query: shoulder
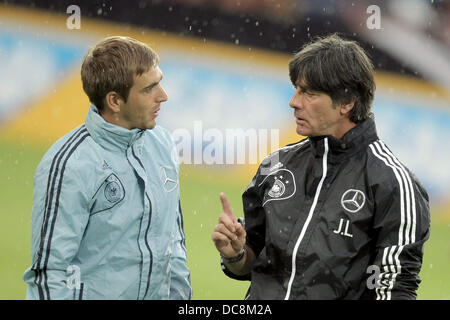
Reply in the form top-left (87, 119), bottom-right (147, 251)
top-left (259, 137), bottom-right (310, 170)
top-left (279, 137), bottom-right (310, 154)
top-left (37, 126), bottom-right (87, 168)
top-left (365, 139), bottom-right (425, 194)
top-left (35, 125), bottom-right (98, 183)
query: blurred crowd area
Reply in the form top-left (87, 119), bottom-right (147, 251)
top-left (171, 0), bottom-right (450, 48)
top-left (2, 0), bottom-right (447, 81)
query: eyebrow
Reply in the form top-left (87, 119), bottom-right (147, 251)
top-left (295, 81), bottom-right (318, 94)
top-left (142, 74), bottom-right (163, 91)
top-left (296, 83), bottom-right (311, 92)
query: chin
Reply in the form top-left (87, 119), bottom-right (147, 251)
top-left (146, 121), bottom-right (156, 130)
top-left (296, 126), bottom-right (307, 136)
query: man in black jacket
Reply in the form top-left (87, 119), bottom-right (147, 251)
top-left (211, 34), bottom-right (430, 300)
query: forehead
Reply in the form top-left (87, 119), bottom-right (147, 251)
top-left (133, 65), bottom-right (162, 86)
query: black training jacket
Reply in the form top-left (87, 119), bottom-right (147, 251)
top-left (222, 117), bottom-right (430, 300)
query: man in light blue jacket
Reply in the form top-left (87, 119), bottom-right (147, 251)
top-left (23, 36), bottom-right (192, 300)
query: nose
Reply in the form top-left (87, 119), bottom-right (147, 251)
top-left (289, 91), bottom-right (302, 110)
top-left (158, 85), bottom-right (168, 103)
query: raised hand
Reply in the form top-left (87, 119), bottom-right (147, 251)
top-left (211, 193), bottom-right (246, 259)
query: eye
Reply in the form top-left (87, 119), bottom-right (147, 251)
top-left (144, 85), bottom-right (155, 93)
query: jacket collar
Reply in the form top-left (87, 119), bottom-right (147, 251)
top-left (85, 105), bottom-right (145, 152)
top-left (309, 115), bottom-right (378, 161)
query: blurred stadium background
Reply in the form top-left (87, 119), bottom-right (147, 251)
top-left (0, 0), bottom-right (449, 300)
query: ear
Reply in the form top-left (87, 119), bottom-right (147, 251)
top-left (104, 91), bottom-right (124, 113)
top-left (340, 100), bottom-right (355, 117)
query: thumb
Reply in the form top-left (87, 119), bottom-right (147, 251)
top-left (220, 192), bottom-right (236, 222)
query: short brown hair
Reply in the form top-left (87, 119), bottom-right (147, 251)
top-left (289, 33), bottom-right (375, 123)
top-left (81, 36), bottom-right (159, 112)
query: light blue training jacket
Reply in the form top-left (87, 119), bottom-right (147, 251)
top-left (23, 105), bottom-right (192, 300)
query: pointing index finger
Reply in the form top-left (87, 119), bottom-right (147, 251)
top-left (220, 192), bottom-right (236, 222)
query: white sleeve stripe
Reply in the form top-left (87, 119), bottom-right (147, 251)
top-left (377, 247), bottom-right (390, 300)
top-left (375, 140), bottom-right (416, 245)
top-left (369, 143), bottom-right (407, 246)
top-left (370, 141), bottom-right (416, 246)
top-left (378, 140), bottom-right (417, 243)
top-left (372, 142), bottom-right (410, 245)
top-left (375, 245), bottom-right (404, 300)
top-left (370, 140), bottom-right (416, 300)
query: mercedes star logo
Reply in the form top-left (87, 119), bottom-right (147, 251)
top-left (160, 166), bottom-right (178, 192)
top-left (341, 189), bottom-right (366, 213)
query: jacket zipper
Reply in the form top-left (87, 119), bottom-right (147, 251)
top-left (284, 138), bottom-right (329, 300)
top-left (131, 147), bottom-right (153, 300)
top-left (77, 283), bottom-right (84, 300)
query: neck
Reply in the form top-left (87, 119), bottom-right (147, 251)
top-left (100, 109), bottom-right (130, 130)
top-left (331, 119), bottom-right (356, 140)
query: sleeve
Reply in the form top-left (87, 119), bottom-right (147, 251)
top-left (169, 200), bottom-right (192, 300)
top-left (22, 161), bottom-right (90, 300)
top-left (365, 169), bottom-right (431, 300)
top-left (220, 160), bottom-right (268, 281)
top-left (242, 168), bottom-right (266, 259)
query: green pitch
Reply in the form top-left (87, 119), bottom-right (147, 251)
top-left (0, 137), bottom-right (448, 299)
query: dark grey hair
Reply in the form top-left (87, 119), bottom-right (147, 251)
top-left (289, 33), bottom-right (375, 123)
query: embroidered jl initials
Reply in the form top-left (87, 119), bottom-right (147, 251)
top-left (333, 218), bottom-right (353, 238)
